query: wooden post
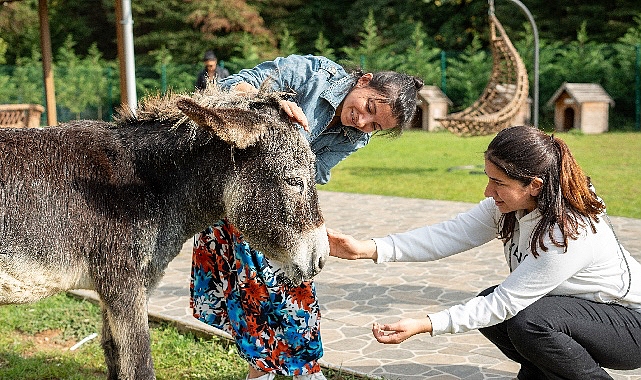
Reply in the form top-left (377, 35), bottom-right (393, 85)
top-left (38, 0), bottom-right (57, 126)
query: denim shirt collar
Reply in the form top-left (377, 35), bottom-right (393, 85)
top-left (320, 75), bottom-right (354, 109)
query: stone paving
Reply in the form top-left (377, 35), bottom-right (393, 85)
top-left (74, 191), bottom-right (641, 379)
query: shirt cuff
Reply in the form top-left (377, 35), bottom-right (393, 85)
top-left (372, 237), bottom-right (394, 263)
top-left (428, 310), bottom-right (452, 336)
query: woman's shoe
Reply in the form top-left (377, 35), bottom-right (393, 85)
top-left (293, 372), bottom-right (328, 380)
top-left (245, 373), bottom-right (275, 380)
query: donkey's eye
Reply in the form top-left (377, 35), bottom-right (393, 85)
top-left (284, 177), bottom-right (305, 192)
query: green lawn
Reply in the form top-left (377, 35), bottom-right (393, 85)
top-left (0, 294), bottom-right (363, 380)
top-left (320, 130), bottom-right (641, 219)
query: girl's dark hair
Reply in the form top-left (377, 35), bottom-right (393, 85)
top-left (484, 125), bottom-right (605, 256)
top-left (350, 69), bottom-right (424, 136)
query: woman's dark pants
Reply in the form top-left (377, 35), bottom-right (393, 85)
top-left (477, 286), bottom-right (641, 379)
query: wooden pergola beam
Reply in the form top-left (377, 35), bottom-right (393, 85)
top-left (38, 0), bottom-right (56, 125)
top-left (33, 0), bottom-right (136, 126)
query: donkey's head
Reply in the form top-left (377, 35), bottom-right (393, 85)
top-left (177, 91), bottom-right (328, 285)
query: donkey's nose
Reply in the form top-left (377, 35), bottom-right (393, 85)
top-left (318, 255), bottom-right (326, 270)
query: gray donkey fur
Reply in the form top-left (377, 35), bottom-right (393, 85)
top-left (0, 87), bottom-right (329, 379)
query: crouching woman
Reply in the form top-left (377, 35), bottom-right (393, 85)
top-left (329, 125), bottom-right (641, 379)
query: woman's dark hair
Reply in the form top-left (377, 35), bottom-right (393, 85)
top-left (350, 69), bottom-right (424, 136)
top-left (484, 125), bottom-right (605, 256)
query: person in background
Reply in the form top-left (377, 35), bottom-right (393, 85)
top-left (328, 125), bottom-right (641, 380)
top-left (195, 50), bottom-right (230, 90)
top-left (190, 54), bottom-right (423, 380)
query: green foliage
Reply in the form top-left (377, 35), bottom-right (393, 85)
top-left (314, 32), bottom-right (336, 61)
top-left (397, 23), bottom-right (442, 86)
top-left (144, 46), bottom-right (197, 95)
top-left (55, 37), bottom-right (112, 120)
top-left (340, 10), bottom-right (398, 71)
top-left (443, 36), bottom-right (492, 110)
top-left (3, 0), bottom-right (641, 127)
top-left (278, 28), bottom-right (298, 57)
top-left (7, 51), bottom-right (43, 105)
top-left (227, 33), bottom-right (278, 74)
top-left (0, 37), bottom-right (7, 65)
top-left (0, 0), bottom-right (41, 63)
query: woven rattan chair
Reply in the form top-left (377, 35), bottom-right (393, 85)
top-left (437, 13), bottom-right (529, 137)
top-left (0, 104), bottom-right (45, 128)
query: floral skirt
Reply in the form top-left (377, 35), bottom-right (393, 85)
top-left (190, 219), bottom-right (323, 375)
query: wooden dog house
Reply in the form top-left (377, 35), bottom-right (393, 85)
top-left (414, 85), bottom-right (453, 131)
top-left (546, 83), bottom-right (614, 134)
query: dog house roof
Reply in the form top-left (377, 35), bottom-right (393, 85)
top-left (546, 82), bottom-right (615, 108)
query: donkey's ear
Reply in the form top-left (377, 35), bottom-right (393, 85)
top-left (177, 97), bottom-right (268, 149)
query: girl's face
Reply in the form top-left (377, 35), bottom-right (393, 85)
top-left (483, 159), bottom-right (542, 214)
top-left (340, 74), bottom-right (397, 133)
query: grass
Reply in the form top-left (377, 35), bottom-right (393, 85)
top-left (0, 294), bottom-right (366, 380)
top-left (320, 130), bottom-right (641, 219)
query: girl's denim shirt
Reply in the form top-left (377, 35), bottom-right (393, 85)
top-left (219, 54), bottom-right (371, 185)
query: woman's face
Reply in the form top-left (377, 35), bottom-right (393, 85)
top-left (340, 74), bottom-right (397, 133)
top-left (483, 159), bottom-right (542, 213)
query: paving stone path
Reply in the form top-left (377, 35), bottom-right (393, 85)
top-left (74, 191), bottom-right (641, 379)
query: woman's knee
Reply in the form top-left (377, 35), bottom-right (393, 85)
top-left (504, 298), bottom-right (559, 349)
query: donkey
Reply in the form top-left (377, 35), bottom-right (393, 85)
top-left (0, 87), bottom-right (329, 379)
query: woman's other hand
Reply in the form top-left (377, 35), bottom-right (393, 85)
top-left (279, 100), bottom-right (309, 132)
top-left (327, 228), bottom-right (377, 261)
top-left (372, 318), bottom-right (432, 344)
top-left (232, 82), bottom-right (309, 132)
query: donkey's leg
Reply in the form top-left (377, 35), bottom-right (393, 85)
top-left (100, 301), bottom-right (121, 380)
top-left (99, 286), bottom-right (155, 380)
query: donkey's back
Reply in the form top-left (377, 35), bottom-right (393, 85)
top-left (0, 122), bottom-right (138, 304)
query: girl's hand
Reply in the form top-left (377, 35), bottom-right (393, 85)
top-left (372, 318), bottom-right (432, 344)
top-left (327, 228), bottom-right (377, 261)
top-left (279, 100), bottom-right (309, 132)
top-left (232, 82), bottom-right (309, 132)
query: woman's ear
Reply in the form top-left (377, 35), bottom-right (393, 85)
top-left (530, 177), bottom-right (544, 197)
top-left (356, 73), bottom-right (373, 87)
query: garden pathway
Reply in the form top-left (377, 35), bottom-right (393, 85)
top-left (75, 191), bottom-right (641, 379)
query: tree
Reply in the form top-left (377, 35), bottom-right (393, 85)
top-left (9, 50), bottom-right (44, 105)
top-left (314, 32), bottom-right (336, 61)
top-left (55, 37), bottom-right (107, 119)
top-left (397, 23), bottom-right (442, 86)
top-left (0, 0), bottom-right (40, 63)
top-left (340, 10), bottom-right (398, 71)
top-left (185, 0), bottom-right (278, 66)
top-left (279, 28), bottom-right (298, 57)
top-left (443, 35), bottom-right (492, 110)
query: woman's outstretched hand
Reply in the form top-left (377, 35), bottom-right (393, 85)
top-left (327, 228), bottom-right (377, 261)
top-left (372, 318), bottom-right (433, 344)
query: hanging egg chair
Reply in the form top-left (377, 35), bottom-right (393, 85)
top-left (437, 3), bottom-right (529, 136)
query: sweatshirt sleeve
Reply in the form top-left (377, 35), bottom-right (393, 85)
top-left (373, 198), bottom-right (499, 263)
top-left (429, 236), bottom-right (594, 336)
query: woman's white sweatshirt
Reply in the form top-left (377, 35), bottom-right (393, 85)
top-left (373, 197), bottom-right (641, 336)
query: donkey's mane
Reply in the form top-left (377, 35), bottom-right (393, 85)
top-left (114, 82), bottom-right (289, 129)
